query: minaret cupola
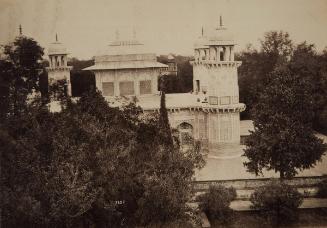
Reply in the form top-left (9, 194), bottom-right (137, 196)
top-left (46, 34), bottom-right (72, 97)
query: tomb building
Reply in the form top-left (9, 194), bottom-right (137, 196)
top-left (48, 18), bottom-right (245, 152)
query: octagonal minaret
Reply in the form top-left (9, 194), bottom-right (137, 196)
top-left (193, 16), bottom-right (241, 101)
top-left (46, 35), bottom-right (72, 97)
top-left (191, 16), bottom-right (245, 147)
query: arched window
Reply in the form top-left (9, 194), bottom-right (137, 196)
top-left (178, 122), bottom-right (193, 145)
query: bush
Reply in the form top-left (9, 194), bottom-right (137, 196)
top-left (250, 181), bottom-right (303, 225)
top-left (197, 185), bottom-right (237, 223)
top-left (317, 178), bottom-right (327, 198)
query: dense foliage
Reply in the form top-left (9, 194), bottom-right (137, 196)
top-left (0, 35), bottom-right (44, 120)
top-left (197, 185), bottom-right (237, 223)
top-left (0, 36), bottom-right (205, 227)
top-left (242, 31), bottom-right (326, 179)
top-left (237, 31), bottom-right (327, 134)
top-left (1, 88), bottom-right (205, 227)
top-left (68, 58), bottom-right (95, 97)
top-left (250, 182), bottom-right (303, 225)
top-left (243, 66), bottom-right (326, 178)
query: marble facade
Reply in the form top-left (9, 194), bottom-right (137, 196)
top-left (47, 19), bottom-right (245, 152)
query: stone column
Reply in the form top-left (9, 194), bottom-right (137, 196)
top-left (223, 47), bottom-right (228, 61)
top-left (114, 70), bottom-right (120, 96)
top-left (216, 47), bottom-right (221, 61)
top-left (205, 49), bottom-right (209, 60)
top-left (200, 49), bottom-right (205, 61)
top-left (230, 46), bottom-right (235, 61)
top-left (209, 46), bottom-right (216, 60)
top-left (195, 50), bottom-right (199, 61)
top-left (226, 46), bottom-right (231, 61)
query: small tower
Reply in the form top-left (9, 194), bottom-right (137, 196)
top-left (193, 16), bottom-right (240, 97)
top-left (46, 34), bottom-right (72, 98)
top-left (191, 16), bottom-right (245, 146)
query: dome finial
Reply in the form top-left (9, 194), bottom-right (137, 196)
top-left (56, 33), bottom-right (58, 42)
top-left (19, 24), bottom-right (22, 36)
top-left (220, 15), bottom-right (223, 27)
top-left (201, 26), bottom-right (204, 36)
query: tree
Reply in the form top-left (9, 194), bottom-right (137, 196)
top-left (0, 36), bottom-right (48, 226)
top-left (260, 31), bottom-right (293, 64)
top-left (317, 48), bottom-right (327, 134)
top-left (68, 58), bottom-right (95, 97)
top-left (237, 45), bottom-right (266, 119)
top-left (158, 78), bottom-right (173, 147)
top-left (237, 31), bottom-right (294, 119)
top-left (197, 185), bottom-right (236, 224)
top-left (1, 86), bottom-right (205, 227)
top-left (0, 34), bottom-right (205, 226)
top-left (243, 67), bottom-right (326, 179)
top-left (289, 43), bottom-right (327, 133)
top-left (238, 31), bottom-right (327, 135)
top-left (250, 181), bottom-right (303, 225)
top-left (0, 35), bottom-right (44, 118)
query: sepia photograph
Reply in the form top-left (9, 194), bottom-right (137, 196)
top-left (0, 0), bottom-right (327, 227)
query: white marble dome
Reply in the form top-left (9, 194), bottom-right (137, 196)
top-left (48, 41), bottom-right (68, 55)
top-left (208, 26), bottom-right (234, 42)
top-left (96, 39), bottom-right (151, 56)
top-left (194, 35), bottom-right (208, 49)
top-left (195, 19), bottom-right (235, 48)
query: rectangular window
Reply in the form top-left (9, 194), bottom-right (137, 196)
top-left (209, 96), bottom-right (218, 105)
top-left (220, 96), bottom-right (231, 105)
top-left (102, 82), bottom-right (114, 96)
top-left (140, 80), bottom-right (152, 95)
top-left (119, 81), bottom-right (134, 96)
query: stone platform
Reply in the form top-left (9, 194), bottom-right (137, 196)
top-left (195, 134), bottom-right (327, 181)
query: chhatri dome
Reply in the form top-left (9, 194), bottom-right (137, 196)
top-left (195, 16), bottom-right (235, 49)
top-left (86, 29), bottom-right (167, 71)
top-left (105, 39), bottom-right (148, 56)
top-left (96, 29), bottom-right (151, 56)
top-left (48, 34), bottom-right (68, 55)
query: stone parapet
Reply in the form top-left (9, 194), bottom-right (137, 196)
top-left (46, 66), bottom-right (72, 71)
top-left (191, 60), bottom-right (242, 67)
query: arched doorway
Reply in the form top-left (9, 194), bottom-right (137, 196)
top-left (178, 122), bottom-right (193, 145)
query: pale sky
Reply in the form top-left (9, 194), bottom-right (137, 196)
top-left (0, 0), bottom-right (327, 59)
